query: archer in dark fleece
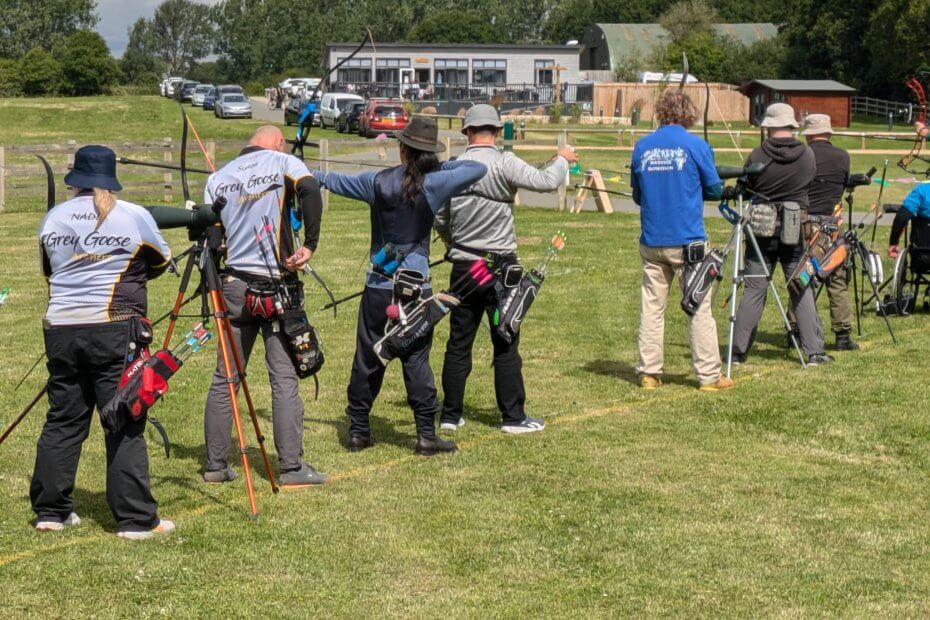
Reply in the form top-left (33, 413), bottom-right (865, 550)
top-left (312, 117), bottom-right (486, 456)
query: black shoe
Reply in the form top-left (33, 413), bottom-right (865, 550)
top-left (731, 352), bottom-right (747, 365)
top-left (347, 433), bottom-right (376, 452)
top-left (807, 353), bottom-right (835, 366)
top-left (415, 436), bottom-right (458, 456)
top-left (834, 331), bottom-right (860, 351)
top-left (785, 330), bottom-right (800, 349)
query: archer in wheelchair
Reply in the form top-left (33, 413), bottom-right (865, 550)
top-left (885, 184), bottom-right (930, 314)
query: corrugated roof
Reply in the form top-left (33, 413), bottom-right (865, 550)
top-left (591, 23), bottom-right (777, 68)
top-left (751, 79), bottom-right (855, 92)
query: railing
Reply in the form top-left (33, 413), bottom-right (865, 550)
top-left (851, 96), bottom-right (914, 123)
top-left (329, 81), bottom-right (593, 110)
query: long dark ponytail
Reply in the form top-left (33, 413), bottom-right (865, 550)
top-left (400, 143), bottom-right (440, 206)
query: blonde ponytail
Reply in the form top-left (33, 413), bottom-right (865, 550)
top-left (93, 188), bottom-right (117, 229)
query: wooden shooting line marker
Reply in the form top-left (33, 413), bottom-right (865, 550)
top-left (572, 169), bottom-right (614, 214)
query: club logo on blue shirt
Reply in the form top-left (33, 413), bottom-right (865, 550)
top-left (641, 147), bottom-right (688, 172)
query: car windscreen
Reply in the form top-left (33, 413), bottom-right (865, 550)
top-left (374, 106), bottom-right (405, 116)
top-left (350, 102), bottom-right (366, 112)
top-left (224, 95), bottom-right (247, 103)
top-left (336, 98), bottom-right (362, 110)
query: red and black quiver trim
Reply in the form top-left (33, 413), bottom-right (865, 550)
top-left (100, 348), bottom-right (182, 435)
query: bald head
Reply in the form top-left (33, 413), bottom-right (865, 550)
top-left (250, 125), bottom-right (286, 152)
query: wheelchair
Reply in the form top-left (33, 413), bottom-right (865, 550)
top-left (884, 208), bottom-right (930, 315)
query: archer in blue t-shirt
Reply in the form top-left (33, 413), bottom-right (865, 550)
top-left (631, 124), bottom-right (722, 247)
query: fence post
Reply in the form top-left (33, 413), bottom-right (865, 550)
top-left (0, 146), bottom-right (5, 213)
top-left (616, 128), bottom-right (623, 146)
top-left (163, 137), bottom-right (173, 204)
top-left (66, 140), bottom-right (77, 172)
top-left (320, 139), bottom-right (329, 211)
top-left (557, 131), bottom-right (568, 212)
top-left (860, 133), bottom-right (866, 150)
top-left (206, 140), bottom-right (216, 168)
top-left (442, 136), bottom-right (452, 161)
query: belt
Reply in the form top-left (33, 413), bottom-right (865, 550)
top-left (450, 242), bottom-right (517, 265)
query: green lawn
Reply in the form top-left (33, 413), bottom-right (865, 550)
top-left (1, 97), bottom-right (930, 616)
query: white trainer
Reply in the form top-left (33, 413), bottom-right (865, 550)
top-left (501, 417), bottom-right (545, 434)
top-left (117, 519), bottom-right (176, 541)
top-left (439, 418), bottom-right (466, 432)
top-left (35, 512), bottom-right (81, 532)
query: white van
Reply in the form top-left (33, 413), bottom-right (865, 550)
top-left (319, 93), bottom-right (365, 128)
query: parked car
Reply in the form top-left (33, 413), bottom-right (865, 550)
top-left (359, 100), bottom-right (409, 138)
top-left (319, 93), bottom-right (365, 128)
top-left (178, 80), bottom-right (200, 103)
top-left (191, 84), bottom-right (214, 107)
top-left (216, 84), bottom-right (244, 95)
top-left (202, 87), bottom-right (218, 111)
top-left (336, 101), bottom-right (367, 134)
top-left (165, 77), bottom-right (184, 97)
top-left (284, 95), bottom-right (321, 126)
top-left (283, 77), bottom-right (320, 98)
top-left (215, 93), bottom-right (252, 119)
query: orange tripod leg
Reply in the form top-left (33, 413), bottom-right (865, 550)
top-left (212, 292), bottom-right (279, 494)
top-left (209, 289), bottom-right (259, 518)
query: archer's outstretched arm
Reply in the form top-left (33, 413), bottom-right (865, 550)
top-left (313, 170), bottom-right (378, 205)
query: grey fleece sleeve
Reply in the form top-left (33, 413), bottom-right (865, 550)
top-left (501, 153), bottom-right (569, 192)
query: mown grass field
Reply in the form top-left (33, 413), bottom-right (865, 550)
top-left (0, 97), bottom-right (929, 616)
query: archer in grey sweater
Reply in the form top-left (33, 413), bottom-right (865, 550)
top-left (434, 144), bottom-right (573, 260)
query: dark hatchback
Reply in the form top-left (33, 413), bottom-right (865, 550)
top-left (284, 96), bottom-right (321, 127)
top-left (178, 80), bottom-right (200, 103)
top-left (202, 87), bottom-right (218, 110)
top-left (336, 101), bottom-right (367, 133)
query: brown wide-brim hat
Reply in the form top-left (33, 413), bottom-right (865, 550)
top-left (394, 116), bottom-right (445, 153)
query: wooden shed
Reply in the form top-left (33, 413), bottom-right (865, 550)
top-left (744, 80), bottom-right (856, 127)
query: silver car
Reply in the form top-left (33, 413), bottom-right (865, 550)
top-left (215, 93), bottom-right (252, 119)
top-left (191, 84), bottom-right (214, 107)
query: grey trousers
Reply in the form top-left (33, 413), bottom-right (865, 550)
top-left (204, 278), bottom-right (304, 472)
top-left (732, 236), bottom-right (825, 357)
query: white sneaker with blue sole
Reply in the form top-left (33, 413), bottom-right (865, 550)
top-left (501, 417), bottom-right (545, 434)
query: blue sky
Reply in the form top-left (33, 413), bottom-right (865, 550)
top-left (96, 0), bottom-right (220, 56)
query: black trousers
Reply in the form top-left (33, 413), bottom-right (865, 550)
top-left (440, 262), bottom-right (526, 426)
top-left (345, 287), bottom-right (439, 438)
top-left (31, 322), bottom-right (159, 530)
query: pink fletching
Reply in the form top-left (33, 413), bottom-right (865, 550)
top-left (469, 261), bottom-right (489, 278)
top-left (477, 272), bottom-right (494, 286)
top-left (385, 304), bottom-right (400, 320)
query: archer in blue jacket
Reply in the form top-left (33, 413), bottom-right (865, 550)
top-left (629, 89), bottom-right (730, 392)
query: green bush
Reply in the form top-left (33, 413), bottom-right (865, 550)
top-left (244, 80), bottom-right (266, 96)
top-left (56, 31), bottom-right (120, 95)
top-left (549, 102), bottom-right (563, 124)
top-left (19, 49), bottom-right (63, 95)
top-left (0, 59), bottom-right (22, 97)
top-left (569, 103), bottom-right (583, 123)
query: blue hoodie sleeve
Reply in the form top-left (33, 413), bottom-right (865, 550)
top-left (694, 141), bottom-right (723, 201)
top-left (312, 170), bottom-right (378, 205)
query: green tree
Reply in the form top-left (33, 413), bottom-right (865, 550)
top-left (120, 17), bottom-right (166, 84)
top-left (0, 59), bottom-right (22, 96)
top-left (0, 0), bottom-right (98, 59)
top-left (407, 11), bottom-right (506, 44)
top-left (865, 0), bottom-right (930, 96)
top-left (55, 30), bottom-right (120, 95)
top-left (19, 48), bottom-right (64, 95)
top-left (660, 0), bottom-right (718, 43)
top-left (146, 0), bottom-right (215, 75)
top-left (613, 48), bottom-right (645, 81)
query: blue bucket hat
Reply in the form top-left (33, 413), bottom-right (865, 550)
top-left (64, 145), bottom-right (122, 191)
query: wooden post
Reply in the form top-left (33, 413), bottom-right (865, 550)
top-left (616, 128), bottom-right (623, 146)
top-left (513, 190), bottom-right (521, 207)
top-left (860, 132), bottom-right (866, 150)
top-left (0, 147), bottom-right (5, 213)
top-left (66, 140), bottom-right (77, 172)
top-left (163, 137), bottom-right (173, 204)
top-left (557, 131), bottom-right (568, 212)
top-left (206, 140), bottom-right (216, 169)
top-left (442, 136), bottom-right (452, 162)
top-left (320, 139), bottom-right (330, 210)
top-left (573, 170), bottom-right (613, 214)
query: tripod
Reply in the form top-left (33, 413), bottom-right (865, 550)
top-left (160, 220), bottom-right (279, 519)
top-left (839, 187), bottom-right (897, 343)
top-left (718, 190), bottom-right (806, 378)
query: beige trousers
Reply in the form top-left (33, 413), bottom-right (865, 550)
top-left (636, 244), bottom-right (722, 385)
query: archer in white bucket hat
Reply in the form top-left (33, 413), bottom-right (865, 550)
top-left (801, 113), bottom-right (833, 136)
top-left (760, 102), bottom-right (799, 128)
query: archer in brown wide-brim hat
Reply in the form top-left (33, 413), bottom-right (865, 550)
top-left (394, 116), bottom-right (446, 153)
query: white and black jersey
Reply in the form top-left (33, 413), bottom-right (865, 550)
top-left (204, 147), bottom-right (322, 279)
top-left (40, 194), bottom-right (172, 326)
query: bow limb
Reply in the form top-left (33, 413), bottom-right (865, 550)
top-left (177, 100), bottom-right (191, 205)
top-left (678, 52), bottom-right (689, 90)
top-left (304, 264), bottom-right (338, 318)
top-left (291, 29), bottom-right (374, 158)
top-left (36, 155), bottom-right (55, 210)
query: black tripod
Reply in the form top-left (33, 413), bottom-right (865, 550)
top-left (840, 187), bottom-right (897, 343)
top-left (158, 207), bottom-right (279, 519)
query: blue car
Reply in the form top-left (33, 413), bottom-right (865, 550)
top-left (203, 87), bottom-right (218, 111)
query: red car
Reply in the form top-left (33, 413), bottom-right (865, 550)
top-left (359, 100), bottom-right (409, 138)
